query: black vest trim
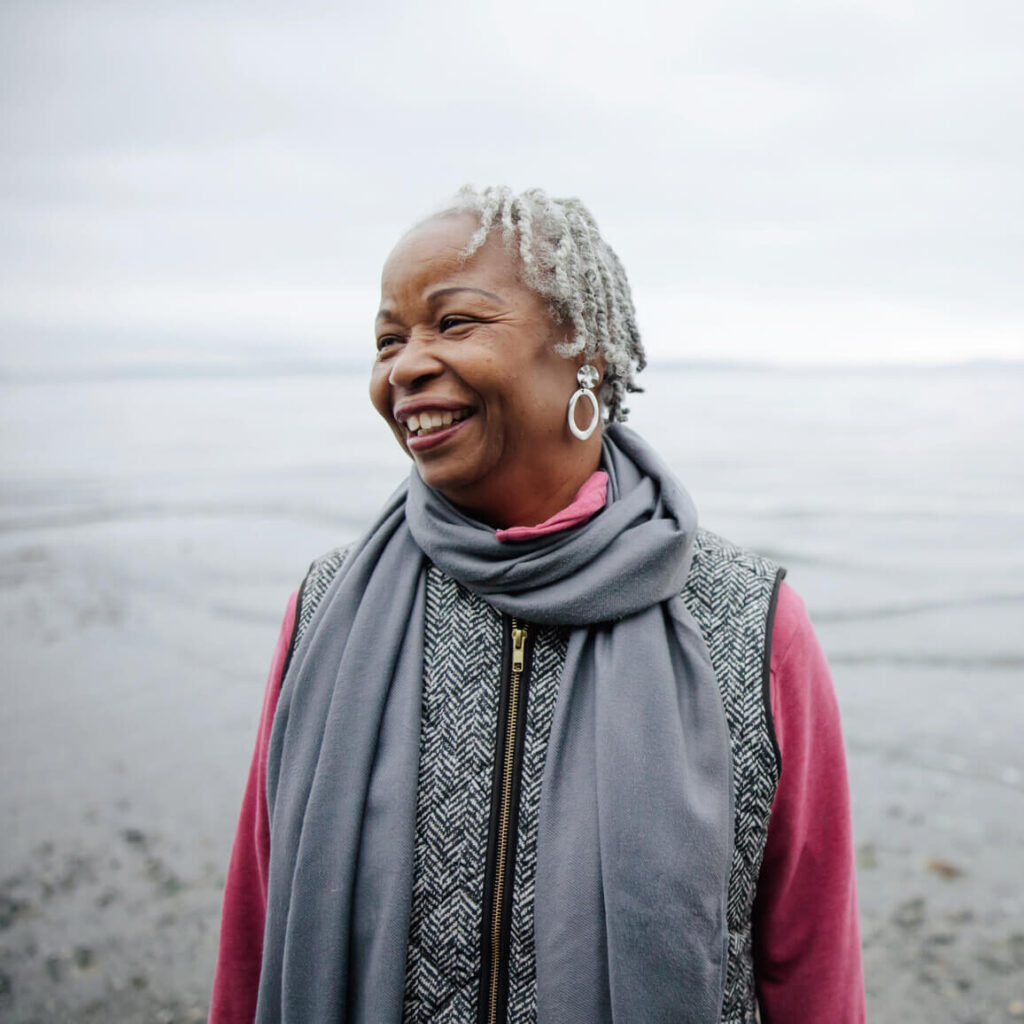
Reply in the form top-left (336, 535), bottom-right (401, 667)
top-left (761, 567), bottom-right (787, 777)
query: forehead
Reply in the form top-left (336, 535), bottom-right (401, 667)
top-left (380, 212), bottom-right (523, 296)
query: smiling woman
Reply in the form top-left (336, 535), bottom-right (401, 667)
top-left (210, 186), bottom-right (865, 1024)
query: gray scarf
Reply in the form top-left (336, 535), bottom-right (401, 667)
top-left (257, 424), bottom-right (733, 1024)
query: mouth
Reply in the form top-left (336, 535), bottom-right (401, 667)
top-left (395, 405), bottom-right (475, 452)
top-left (400, 407), bottom-right (471, 437)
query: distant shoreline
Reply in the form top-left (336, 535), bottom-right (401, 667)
top-left (2, 357), bottom-right (1022, 386)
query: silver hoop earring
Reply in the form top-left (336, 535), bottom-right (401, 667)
top-left (567, 364), bottom-right (601, 441)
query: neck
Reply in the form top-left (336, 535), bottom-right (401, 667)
top-left (442, 436), bottom-right (603, 529)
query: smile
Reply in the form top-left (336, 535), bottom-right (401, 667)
top-left (394, 405), bottom-right (476, 453)
top-left (402, 407), bottom-right (472, 438)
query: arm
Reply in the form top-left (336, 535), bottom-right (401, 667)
top-left (753, 583), bottom-right (865, 1023)
top-left (209, 591), bottom-right (297, 1024)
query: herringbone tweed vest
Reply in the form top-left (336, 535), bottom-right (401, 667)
top-left (287, 528), bottom-right (784, 1024)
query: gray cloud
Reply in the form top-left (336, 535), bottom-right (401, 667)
top-left (1, 0), bottom-right (1021, 366)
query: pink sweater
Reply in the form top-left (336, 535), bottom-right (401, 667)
top-left (211, 480), bottom-right (865, 1023)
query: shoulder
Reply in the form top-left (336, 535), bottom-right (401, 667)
top-left (281, 544), bottom-right (352, 682)
top-left (683, 541), bottom-right (837, 762)
top-left (683, 527), bottom-right (785, 626)
top-left (688, 527), bottom-right (784, 590)
top-left (683, 528), bottom-right (787, 768)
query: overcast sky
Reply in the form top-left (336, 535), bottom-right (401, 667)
top-left (2, 0), bottom-right (1022, 370)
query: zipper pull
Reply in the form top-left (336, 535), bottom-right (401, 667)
top-left (511, 624), bottom-right (527, 674)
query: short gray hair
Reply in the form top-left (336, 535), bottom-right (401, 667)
top-left (439, 185), bottom-right (646, 423)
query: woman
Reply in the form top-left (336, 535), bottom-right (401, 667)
top-left (211, 187), bottom-right (865, 1024)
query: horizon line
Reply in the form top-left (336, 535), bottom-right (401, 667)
top-left (2, 354), bottom-right (1023, 386)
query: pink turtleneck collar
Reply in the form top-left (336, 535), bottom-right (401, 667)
top-left (494, 470), bottom-right (609, 543)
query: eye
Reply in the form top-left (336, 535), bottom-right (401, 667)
top-left (376, 334), bottom-right (403, 353)
top-left (439, 314), bottom-right (475, 332)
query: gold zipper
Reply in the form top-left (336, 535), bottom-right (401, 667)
top-left (486, 618), bottom-right (528, 1024)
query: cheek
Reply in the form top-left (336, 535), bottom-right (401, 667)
top-left (498, 382), bottom-right (569, 450)
top-left (524, 367), bottom-right (575, 426)
top-left (511, 342), bottom-right (575, 410)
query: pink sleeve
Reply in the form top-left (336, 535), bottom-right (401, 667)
top-left (209, 591), bottom-right (297, 1024)
top-left (753, 582), bottom-right (865, 1023)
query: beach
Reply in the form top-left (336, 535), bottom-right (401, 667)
top-left (2, 362), bottom-right (1023, 1022)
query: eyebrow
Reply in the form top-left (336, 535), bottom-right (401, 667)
top-left (427, 286), bottom-right (503, 303)
top-left (376, 286), bottom-right (503, 323)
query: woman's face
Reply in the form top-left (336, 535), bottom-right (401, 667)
top-left (370, 212), bottom-right (601, 527)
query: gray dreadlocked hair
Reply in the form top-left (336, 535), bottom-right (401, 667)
top-left (439, 185), bottom-right (646, 423)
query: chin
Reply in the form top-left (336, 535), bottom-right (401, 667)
top-left (414, 458), bottom-right (494, 512)
top-left (415, 462), bottom-right (472, 499)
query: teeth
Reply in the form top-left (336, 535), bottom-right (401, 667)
top-left (405, 408), bottom-right (470, 437)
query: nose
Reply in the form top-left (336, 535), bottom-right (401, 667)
top-left (386, 334), bottom-right (443, 389)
